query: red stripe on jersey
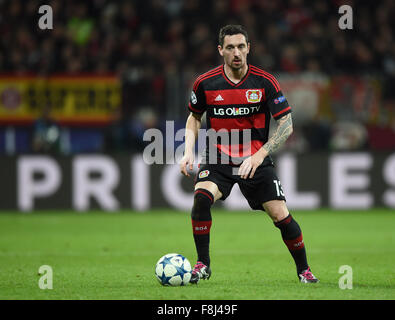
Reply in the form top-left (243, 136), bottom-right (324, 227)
top-left (188, 102), bottom-right (203, 113)
top-left (193, 67), bottom-right (222, 90)
top-left (250, 66), bottom-right (281, 91)
top-left (210, 117), bottom-right (253, 131)
top-left (250, 71), bottom-right (280, 92)
top-left (206, 89), bottom-right (264, 105)
top-left (193, 71), bottom-right (222, 91)
top-left (252, 113), bottom-right (266, 129)
top-left (194, 69), bottom-right (221, 89)
top-left (195, 66), bottom-right (222, 82)
top-left (250, 65), bottom-right (278, 78)
top-left (216, 140), bottom-right (264, 157)
top-left (272, 106), bottom-right (291, 118)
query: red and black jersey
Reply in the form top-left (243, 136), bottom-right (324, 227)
top-left (188, 64), bottom-right (291, 165)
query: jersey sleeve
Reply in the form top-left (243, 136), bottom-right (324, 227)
top-left (265, 76), bottom-right (292, 120)
top-left (187, 80), bottom-right (206, 115)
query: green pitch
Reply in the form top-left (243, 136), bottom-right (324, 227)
top-left (0, 209), bottom-right (394, 300)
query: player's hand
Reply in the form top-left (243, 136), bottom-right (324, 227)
top-left (238, 150), bottom-right (266, 179)
top-left (180, 152), bottom-right (194, 177)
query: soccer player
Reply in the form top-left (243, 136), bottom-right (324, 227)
top-left (180, 25), bottom-right (319, 284)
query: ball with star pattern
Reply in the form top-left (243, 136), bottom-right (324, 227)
top-left (155, 253), bottom-right (192, 286)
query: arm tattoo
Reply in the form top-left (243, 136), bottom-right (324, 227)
top-left (262, 113), bottom-right (293, 155)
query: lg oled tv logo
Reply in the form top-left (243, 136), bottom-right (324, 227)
top-left (213, 105), bottom-right (261, 116)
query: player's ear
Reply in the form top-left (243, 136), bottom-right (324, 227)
top-left (218, 45), bottom-right (224, 56)
top-left (247, 42), bottom-right (250, 54)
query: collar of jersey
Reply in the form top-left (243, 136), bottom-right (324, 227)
top-left (221, 64), bottom-right (251, 87)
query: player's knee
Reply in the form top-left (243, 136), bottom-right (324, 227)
top-left (191, 189), bottom-right (214, 221)
top-left (271, 210), bottom-right (289, 223)
top-left (263, 200), bottom-right (289, 223)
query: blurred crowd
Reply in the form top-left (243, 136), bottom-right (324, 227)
top-left (0, 0), bottom-right (394, 153)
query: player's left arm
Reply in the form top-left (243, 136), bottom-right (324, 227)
top-left (239, 75), bottom-right (292, 179)
top-left (262, 113), bottom-right (293, 156)
top-left (262, 78), bottom-right (293, 157)
top-left (239, 113), bottom-right (293, 179)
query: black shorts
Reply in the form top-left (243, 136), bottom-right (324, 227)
top-left (195, 162), bottom-right (286, 211)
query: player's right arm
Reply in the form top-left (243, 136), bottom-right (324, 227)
top-left (180, 82), bottom-right (207, 177)
top-left (180, 112), bottom-right (202, 177)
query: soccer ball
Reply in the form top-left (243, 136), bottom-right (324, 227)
top-left (155, 253), bottom-right (192, 286)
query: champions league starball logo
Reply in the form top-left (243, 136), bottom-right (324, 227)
top-left (191, 91), bottom-right (197, 104)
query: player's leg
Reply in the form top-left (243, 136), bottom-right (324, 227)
top-left (263, 200), bottom-right (319, 283)
top-left (190, 181), bottom-right (222, 283)
top-left (192, 181), bottom-right (222, 266)
top-left (191, 164), bottom-right (235, 283)
top-left (263, 200), bottom-right (306, 271)
top-left (238, 164), bottom-right (318, 283)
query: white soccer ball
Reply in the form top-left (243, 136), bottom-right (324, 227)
top-left (155, 253), bottom-right (192, 286)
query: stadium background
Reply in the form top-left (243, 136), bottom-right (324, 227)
top-left (0, 0), bottom-right (394, 301)
top-left (0, 0), bottom-right (394, 211)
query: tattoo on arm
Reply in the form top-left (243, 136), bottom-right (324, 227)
top-left (262, 113), bottom-right (293, 155)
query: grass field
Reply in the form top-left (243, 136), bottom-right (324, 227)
top-left (0, 209), bottom-right (394, 300)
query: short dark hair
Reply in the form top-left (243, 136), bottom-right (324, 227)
top-left (218, 25), bottom-right (249, 47)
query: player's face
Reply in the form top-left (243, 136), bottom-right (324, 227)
top-left (218, 34), bottom-right (250, 70)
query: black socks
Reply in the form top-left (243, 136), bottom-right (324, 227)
top-left (191, 189), bottom-right (214, 267)
top-left (274, 214), bottom-right (309, 274)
